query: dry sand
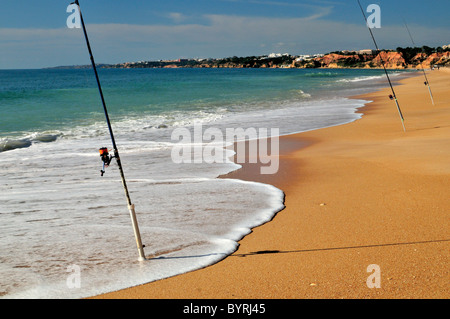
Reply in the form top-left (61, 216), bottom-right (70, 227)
top-left (93, 68), bottom-right (449, 299)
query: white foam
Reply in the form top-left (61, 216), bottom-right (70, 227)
top-left (338, 75), bottom-right (384, 83)
top-left (0, 93), bottom-right (368, 299)
top-left (0, 130), bottom-right (284, 298)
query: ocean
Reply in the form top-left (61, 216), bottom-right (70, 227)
top-left (0, 67), bottom-right (406, 298)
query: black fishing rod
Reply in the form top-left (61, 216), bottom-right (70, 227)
top-left (72, 0), bottom-right (146, 261)
top-left (403, 20), bottom-right (435, 105)
top-left (357, 0), bottom-right (406, 132)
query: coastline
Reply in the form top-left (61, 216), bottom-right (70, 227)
top-left (93, 68), bottom-right (449, 299)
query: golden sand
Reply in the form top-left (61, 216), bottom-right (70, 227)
top-left (93, 68), bottom-right (449, 299)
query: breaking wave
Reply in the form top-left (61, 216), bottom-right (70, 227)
top-left (0, 133), bottom-right (61, 152)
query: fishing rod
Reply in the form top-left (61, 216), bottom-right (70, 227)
top-left (72, 0), bottom-right (146, 261)
top-left (403, 20), bottom-right (435, 105)
top-left (357, 0), bottom-right (406, 132)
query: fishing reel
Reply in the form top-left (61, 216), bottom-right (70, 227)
top-left (99, 147), bottom-right (113, 176)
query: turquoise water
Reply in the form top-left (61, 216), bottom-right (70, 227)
top-left (0, 68), bottom-right (393, 145)
top-left (0, 67), bottom-right (403, 298)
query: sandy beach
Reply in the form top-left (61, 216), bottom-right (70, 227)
top-left (93, 68), bottom-right (449, 299)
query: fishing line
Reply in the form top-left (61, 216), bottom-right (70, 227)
top-left (403, 19), bottom-right (435, 105)
top-left (357, 0), bottom-right (406, 132)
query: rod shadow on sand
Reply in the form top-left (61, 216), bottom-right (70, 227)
top-left (146, 239), bottom-right (449, 260)
top-left (233, 239), bottom-right (450, 257)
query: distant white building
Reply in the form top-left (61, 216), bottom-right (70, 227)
top-left (357, 49), bottom-right (375, 55)
top-left (295, 55), bottom-right (311, 62)
top-left (442, 44), bottom-right (450, 50)
top-left (268, 53), bottom-right (290, 58)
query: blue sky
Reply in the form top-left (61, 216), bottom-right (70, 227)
top-left (1, 0), bottom-right (449, 69)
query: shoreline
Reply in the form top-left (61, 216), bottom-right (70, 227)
top-left (93, 68), bottom-right (449, 299)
